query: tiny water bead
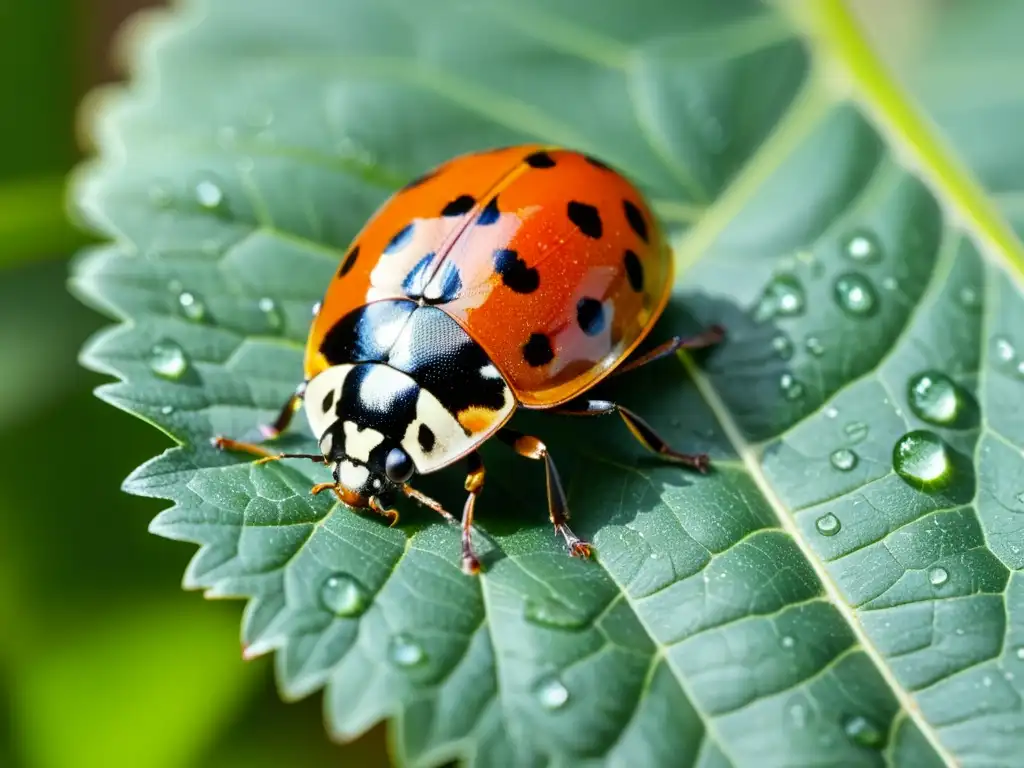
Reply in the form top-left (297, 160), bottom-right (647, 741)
top-left (524, 597), bottom-right (587, 630)
top-left (928, 567), bottom-right (949, 587)
top-left (908, 371), bottom-right (963, 426)
top-left (320, 573), bottom-right (367, 617)
top-left (535, 677), bottom-right (570, 710)
top-left (753, 274), bottom-right (806, 321)
top-left (829, 449), bottom-right (858, 472)
top-left (893, 430), bottom-right (952, 490)
top-left (844, 421), bottom-right (869, 444)
top-left (833, 273), bottom-right (878, 317)
top-left (177, 291), bottom-right (208, 322)
top-left (258, 297), bottom-right (284, 331)
top-left (159, 405), bottom-right (175, 415)
top-left (842, 230), bottom-right (882, 263)
top-left (815, 513), bottom-right (842, 536)
top-left (772, 334), bottom-right (794, 360)
top-left (779, 373), bottom-right (805, 401)
top-left (1016, 647), bottom-right (1024, 660)
top-left (994, 336), bottom-right (1016, 363)
top-left (958, 286), bottom-right (981, 311)
top-left (804, 335), bottom-right (825, 357)
top-left (149, 340), bottom-right (189, 380)
top-left (825, 406), bottom-right (839, 419)
top-left (389, 634), bottom-right (426, 668)
top-left (842, 715), bottom-right (884, 749)
top-left (780, 636), bottom-right (795, 649)
top-left (194, 176), bottom-right (228, 212)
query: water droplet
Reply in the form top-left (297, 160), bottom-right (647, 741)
top-left (177, 291), bottom-right (207, 322)
top-left (779, 373), bottom-right (805, 401)
top-left (258, 297), bottom-right (284, 331)
top-left (524, 597), bottom-right (586, 630)
top-left (753, 274), bottom-right (806, 321)
top-left (388, 634), bottom-right (425, 667)
top-left (772, 334), bottom-right (793, 360)
top-left (834, 273), bottom-right (878, 317)
top-left (1017, 361), bottom-right (1024, 378)
top-left (1016, 647), bottom-right (1024, 660)
top-left (842, 230), bottom-right (882, 263)
top-left (982, 675), bottom-right (993, 687)
top-left (893, 430), bottom-right (952, 490)
top-left (148, 183), bottom-right (173, 208)
top-left (958, 286), bottom-right (981, 311)
top-left (320, 573), bottom-right (367, 617)
top-left (789, 703), bottom-right (808, 728)
top-left (882, 277), bottom-right (898, 291)
top-left (194, 177), bottom-right (226, 211)
top-left (159, 405), bottom-right (174, 415)
top-left (781, 635), bottom-right (795, 649)
top-left (830, 449), bottom-right (858, 472)
top-left (928, 567), bottom-right (949, 587)
top-left (825, 406), bottom-right (838, 419)
top-left (535, 677), bottom-right (569, 709)
top-left (805, 335), bottom-right (825, 356)
top-left (908, 371), bottom-right (963, 426)
top-left (843, 714), bottom-right (884, 749)
top-left (149, 340), bottom-right (189, 380)
top-left (815, 513), bottom-right (842, 536)
top-left (844, 421), bottom-right (869, 444)
top-left (994, 336), bottom-right (1016, 363)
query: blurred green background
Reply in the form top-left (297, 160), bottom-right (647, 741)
top-left (0, 2), bottom-right (386, 765)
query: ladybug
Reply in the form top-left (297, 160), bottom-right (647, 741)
top-left (215, 145), bottom-right (723, 574)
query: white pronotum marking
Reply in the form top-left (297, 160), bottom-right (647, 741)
top-left (343, 420), bottom-right (384, 462)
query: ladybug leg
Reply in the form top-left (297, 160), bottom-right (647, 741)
top-left (211, 436), bottom-right (324, 465)
top-left (556, 399), bottom-right (710, 473)
top-left (613, 325), bottom-right (724, 378)
top-left (459, 453), bottom-right (486, 575)
top-left (259, 381), bottom-right (307, 440)
top-left (498, 429), bottom-right (592, 559)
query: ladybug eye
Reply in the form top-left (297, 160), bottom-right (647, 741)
top-left (385, 447), bottom-right (415, 484)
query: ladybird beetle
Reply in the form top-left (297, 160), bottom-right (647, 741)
top-left (215, 145), bottom-right (723, 574)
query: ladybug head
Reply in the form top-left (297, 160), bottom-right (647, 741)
top-left (319, 424), bottom-right (416, 508)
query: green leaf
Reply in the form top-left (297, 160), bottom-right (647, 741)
top-left (70, 0), bottom-right (1024, 764)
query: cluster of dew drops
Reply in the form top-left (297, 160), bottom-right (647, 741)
top-left (139, 170), bottom-right (1024, 725)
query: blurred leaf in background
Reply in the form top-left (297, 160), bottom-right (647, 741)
top-left (0, 1), bottom-right (386, 766)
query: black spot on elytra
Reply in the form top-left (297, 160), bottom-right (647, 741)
top-left (493, 249), bottom-right (539, 293)
top-left (576, 297), bottom-right (605, 336)
top-left (478, 196), bottom-right (500, 225)
top-left (568, 201), bottom-right (602, 239)
top-left (585, 154), bottom-right (612, 171)
top-left (442, 195), bottom-right (475, 217)
top-left (522, 333), bottom-right (554, 367)
top-left (623, 200), bottom-right (648, 243)
top-left (338, 245), bottom-right (359, 276)
top-left (384, 223), bottom-right (413, 254)
top-left (322, 389), bottom-right (336, 413)
top-left (525, 151), bottom-right (556, 168)
top-left (418, 423), bottom-right (436, 452)
top-left (624, 250), bottom-right (644, 292)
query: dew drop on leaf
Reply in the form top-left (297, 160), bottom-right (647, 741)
top-left (928, 567), bottom-right (949, 587)
top-left (177, 291), bottom-right (208, 323)
top-left (771, 334), bottom-right (793, 360)
top-left (844, 421), bottom-right (869, 444)
top-left (789, 704), bottom-right (808, 728)
top-left (320, 573), bottom-right (367, 617)
top-left (907, 370), bottom-right (962, 426)
top-left (825, 406), bottom-right (839, 419)
top-left (815, 513), bottom-right (842, 536)
top-left (994, 336), bottom-right (1016, 363)
top-left (804, 335), bottom-right (825, 356)
top-left (149, 340), bottom-right (189, 380)
top-left (780, 635), bottom-right (795, 649)
top-left (779, 373), bottom-right (804, 401)
top-left (881, 277), bottom-right (898, 291)
top-left (389, 634), bottom-right (426, 667)
top-left (194, 177), bottom-right (227, 211)
top-left (160, 405), bottom-right (174, 415)
top-left (833, 273), bottom-right (878, 317)
top-left (753, 274), bottom-right (805, 321)
top-left (1016, 647), bottom-right (1024, 660)
top-left (535, 677), bottom-right (569, 710)
top-left (258, 297), bottom-right (284, 332)
top-left (958, 286), bottom-right (981, 310)
top-left (982, 675), bottom-right (993, 687)
top-left (524, 597), bottom-right (586, 630)
top-left (829, 449), bottom-right (857, 472)
top-left (893, 430), bottom-right (952, 490)
top-left (842, 714), bottom-right (884, 749)
top-left (841, 230), bottom-right (882, 263)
